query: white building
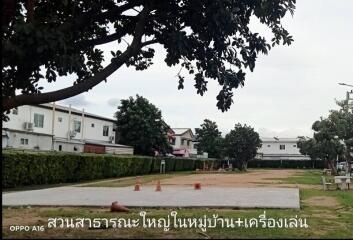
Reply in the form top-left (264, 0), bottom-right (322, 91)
top-left (257, 137), bottom-right (310, 161)
top-left (2, 103), bottom-right (133, 154)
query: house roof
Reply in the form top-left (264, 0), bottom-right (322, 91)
top-left (261, 137), bottom-right (300, 143)
top-left (36, 103), bottom-right (116, 123)
top-left (172, 128), bottom-right (194, 137)
top-left (85, 140), bottom-right (133, 148)
top-left (3, 128), bottom-right (54, 137)
top-left (162, 120), bottom-right (174, 134)
top-left (2, 130), bottom-right (8, 137)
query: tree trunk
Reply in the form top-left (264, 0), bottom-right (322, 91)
top-left (327, 159), bottom-right (337, 175)
top-left (346, 151), bottom-right (352, 176)
top-left (237, 160), bottom-right (248, 171)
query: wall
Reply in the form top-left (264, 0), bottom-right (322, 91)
top-left (3, 104), bottom-right (116, 144)
top-left (172, 131), bottom-right (195, 150)
top-left (53, 140), bottom-right (84, 153)
top-left (258, 139), bottom-right (301, 155)
top-left (3, 106), bottom-right (53, 135)
top-left (4, 131), bottom-right (52, 151)
top-left (105, 146), bottom-right (134, 155)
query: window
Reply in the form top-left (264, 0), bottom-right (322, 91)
top-left (187, 140), bottom-right (191, 146)
top-left (74, 120), bottom-right (81, 133)
top-left (58, 117), bottom-right (63, 122)
top-left (34, 113), bottom-right (44, 128)
top-left (293, 145), bottom-right (297, 148)
top-left (58, 145), bottom-right (62, 151)
top-left (181, 139), bottom-right (185, 145)
top-left (103, 125), bottom-right (109, 136)
top-left (171, 138), bottom-right (176, 145)
top-left (91, 123), bottom-right (95, 128)
top-left (12, 108), bottom-right (18, 115)
top-left (74, 146), bottom-right (78, 151)
top-left (20, 138), bottom-right (29, 145)
top-left (280, 145), bottom-right (286, 150)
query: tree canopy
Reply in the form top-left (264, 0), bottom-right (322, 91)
top-left (297, 101), bottom-right (353, 174)
top-left (195, 119), bottom-right (223, 158)
top-left (115, 95), bottom-right (171, 155)
top-left (3, 0), bottom-right (295, 117)
top-left (223, 123), bottom-right (261, 171)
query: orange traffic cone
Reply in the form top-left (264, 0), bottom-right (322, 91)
top-left (134, 177), bottom-right (141, 191)
top-left (110, 201), bottom-right (130, 212)
top-left (194, 182), bottom-right (201, 190)
top-left (155, 180), bottom-right (162, 192)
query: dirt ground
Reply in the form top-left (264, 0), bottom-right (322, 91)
top-left (145, 169), bottom-right (306, 188)
top-left (304, 196), bottom-right (340, 207)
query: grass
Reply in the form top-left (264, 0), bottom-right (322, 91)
top-left (271, 170), bottom-right (334, 185)
top-left (2, 169), bottom-right (353, 239)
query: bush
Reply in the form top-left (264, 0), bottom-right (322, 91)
top-left (247, 159), bottom-right (325, 169)
top-left (2, 151), bottom-right (211, 188)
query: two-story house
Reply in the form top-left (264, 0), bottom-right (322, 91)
top-left (171, 128), bottom-right (198, 157)
top-left (2, 103), bottom-right (133, 154)
top-left (257, 137), bottom-right (310, 161)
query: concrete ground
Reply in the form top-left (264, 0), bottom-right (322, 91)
top-left (2, 186), bottom-right (300, 209)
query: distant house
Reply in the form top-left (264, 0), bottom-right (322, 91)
top-left (171, 128), bottom-right (198, 157)
top-left (2, 103), bottom-right (133, 154)
top-left (162, 121), bottom-right (175, 146)
top-left (257, 137), bottom-right (310, 161)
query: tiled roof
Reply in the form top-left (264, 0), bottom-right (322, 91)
top-left (261, 137), bottom-right (300, 142)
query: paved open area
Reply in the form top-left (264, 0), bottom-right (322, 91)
top-left (2, 186), bottom-right (300, 209)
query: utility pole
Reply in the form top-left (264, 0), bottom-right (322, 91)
top-left (338, 83), bottom-right (353, 176)
top-left (347, 91), bottom-right (353, 176)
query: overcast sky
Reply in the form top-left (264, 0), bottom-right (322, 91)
top-left (40, 0), bottom-right (353, 138)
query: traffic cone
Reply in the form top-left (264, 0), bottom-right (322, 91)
top-left (134, 177), bottom-right (141, 191)
top-left (110, 201), bottom-right (130, 212)
top-left (155, 180), bottom-right (162, 192)
top-left (194, 182), bottom-right (201, 190)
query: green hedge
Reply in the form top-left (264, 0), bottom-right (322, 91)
top-left (248, 159), bottom-right (325, 169)
top-left (3, 150), bottom-right (322, 188)
top-left (2, 151), bottom-right (213, 188)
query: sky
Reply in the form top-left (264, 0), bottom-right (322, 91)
top-left (39, 0), bottom-right (353, 138)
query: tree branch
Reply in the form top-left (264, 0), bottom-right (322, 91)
top-left (141, 39), bottom-right (159, 47)
top-left (3, 5), bottom-right (151, 111)
top-left (71, 2), bottom-right (141, 30)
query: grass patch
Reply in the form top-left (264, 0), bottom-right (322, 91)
top-left (274, 170), bottom-right (333, 185)
top-left (3, 195), bottom-right (353, 239)
top-left (301, 188), bottom-right (353, 208)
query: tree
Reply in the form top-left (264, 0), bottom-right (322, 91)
top-left (297, 137), bottom-right (320, 161)
top-left (3, 0), bottom-right (295, 117)
top-left (328, 101), bottom-right (353, 172)
top-left (223, 123), bottom-right (262, 171)
top-left (297, 101), bottom-right (352, 175)
top-left (195, 119), bottom-right (223, 158)
top-left (115, 95), bottom-right (171, 155)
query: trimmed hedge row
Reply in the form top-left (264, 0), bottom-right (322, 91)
top-left (248, 159), bottom-right (325, 169)
top-left (2, 151), bottom-right (215, 188)
top-left (2, 150), bottom-right (325, 188)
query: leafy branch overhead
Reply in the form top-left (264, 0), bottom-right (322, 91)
top-left (2, 0), bottom-right (295, 114)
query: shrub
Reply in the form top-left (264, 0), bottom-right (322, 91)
top-left (2, 151), bottom-right (210, 188)
top-left (247, 159), bottom-right (325, 169)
